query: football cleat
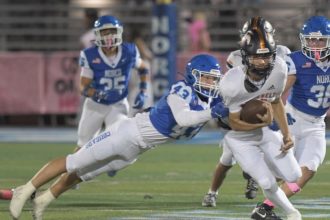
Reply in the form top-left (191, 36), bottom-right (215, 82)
top-left (202, 192), bottom-right (217, 207)
top-left (243, 172), bottom-right (258, 199)
top-left (287, 209), bottom-right (302, 220)
top-left (251, 203), bottom-right (283, 220)
top-left (0, 188), bottom-right (13, 200)
top-left (107, 170), bottom-right (117, 177)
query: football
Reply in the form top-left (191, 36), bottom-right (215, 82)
top-left (240, 99), bottom-right (268, 123)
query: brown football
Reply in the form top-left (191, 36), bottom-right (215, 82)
top-left (240, 99), bottom-right (267, 123)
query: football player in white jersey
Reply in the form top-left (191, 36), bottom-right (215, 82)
top-left (77, 15), bottom-right (150, 152)
top-left (9, 54), bottom-right (230, 220)
top-left (251, 15), bottom-right (330, 220)
top-left (202, 16), bottom-right (293, 207)
top-left (206, 17), bottom-right (302, 220)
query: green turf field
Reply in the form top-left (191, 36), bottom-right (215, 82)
top-left (0, 142), bottom-right (329, 220)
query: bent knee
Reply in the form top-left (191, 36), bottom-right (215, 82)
top-left (257, 176), bottom-right (277, 191)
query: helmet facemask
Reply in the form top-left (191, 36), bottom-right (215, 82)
top-left (191, 68), bottom-right (222, 98)
top-left (94, 26), bottom-right (123, 48)
top-left (300, 33), bottom-right (330, 61)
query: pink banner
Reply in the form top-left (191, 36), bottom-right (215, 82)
top-left (0, 52), bottom-right (45, 114)
top-left (43, 52), bottom-right (81, 114)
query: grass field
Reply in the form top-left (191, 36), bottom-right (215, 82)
top-left (0, 142), bottom-right (329, 220)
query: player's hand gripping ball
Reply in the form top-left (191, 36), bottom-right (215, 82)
top-left (240, 99), bottom-right (268, 123)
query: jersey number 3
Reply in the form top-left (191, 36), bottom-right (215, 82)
top-left (309, 84), bottom-right (330, 108)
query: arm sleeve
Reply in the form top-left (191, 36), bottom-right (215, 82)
top-left (167, 94), bottom-right (212, 127)
top-left (80, 67), bottom-right (94, 78)
top-left (79, 51), bottom-right (94, 78)
top-left (134, 45), bottom-right (142, 68)
top-left (284, 55), bottom-right (297, 76)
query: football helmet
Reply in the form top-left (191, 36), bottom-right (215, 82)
top-left (185, 54), bottom-right (222, 98)
top-left (300, 16), bottom-right (330, 61)
top-left (94, 15), bottom-right (123, 48)
top-left (240, 16), bottom-right (275, 38)
top-left (240, 23), bottom-right (277, 92)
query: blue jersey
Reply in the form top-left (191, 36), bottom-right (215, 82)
top-left (149, 80), bottom-right (220, 140)
top-left (287, 51), bottom-right (330, 116)
top-left (79, 43), bottom-right (138, 105)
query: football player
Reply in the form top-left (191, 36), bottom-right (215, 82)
top-left (9, 54), bottom-right (229, 220)
top-left (77, 15), bottom-right (150, 151)
top-left (251, 15), bottom-right (330, 220)
top-left (207, 17), bottom-right (302, 220)
top-left (202, 16), bottom-right (293, 208)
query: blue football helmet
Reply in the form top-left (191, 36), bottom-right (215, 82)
top-left (94, 15), bottom-right (123, 48)
top-left (185, 54), bottom-right (222, 98)
top-left (299, 16), bottom-right (330, 61)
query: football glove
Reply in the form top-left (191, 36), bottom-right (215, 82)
top-left (268, 113), bottom-right (296, 131)
top-left (93, 90), bottom-right (108, 102)
top-left (133, 91), bottom-right (147, 109)
top-left (211, 102), bottom-right (229, 119)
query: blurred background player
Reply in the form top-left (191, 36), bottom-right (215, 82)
top-left (9, 54), bottom-right (229, 220)
top-left (76, 15), bottom-right (150, 151)
top-left (202, 16), bottom-right (293, 208)
top-left (216, 19), bottom-right (302, 220)
top-left (251, 15), bottom-right (330, 220)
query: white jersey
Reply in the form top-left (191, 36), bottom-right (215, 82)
top-left (226, 45), bottom-right (291, 69)
top-left (220, 56), bottom-right (288, 140)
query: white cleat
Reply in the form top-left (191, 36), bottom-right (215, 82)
top-left (9, 185), bottom-right (34, 219)
top-left (202, 193), bottom-right (217, 207)
top-left (287, 209), bottom-right (302, 220)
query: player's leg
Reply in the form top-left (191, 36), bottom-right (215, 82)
top-left (32, 118), bottom-right (146, 219)
top-left (257, 119), bottom-right (325, 214)
top-left (251, 128), bottom-right (302, 220)
top-left (202, 141), bottom-right (234, 207)
top-left (76, 99), bottom-right (107, 150)
top-left (104, 98), bottom-right (129, 177)
top-left (225, 134), bottom-right (299, 219)
top-left (10, 157), bottom-right (68, 219)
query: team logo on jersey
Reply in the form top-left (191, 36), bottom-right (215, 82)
top-left (92, 58), bottom-right (101, 64)
top-left (267, 85), bottom-right (275, 90)
top-left (302, 62), bottom-right (312, 68)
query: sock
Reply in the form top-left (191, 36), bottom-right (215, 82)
top-left (208, 189), bottom-right (218, 195)
top-left (34, 189), bottom-right (56, 209)
top-left (263, 199), bottom-right (274, 208)
top-left (286, 182), bottom-right (301, 194)
top-left (263, 187), bottom-right (296, 214)
top-left (26, 181), bottom-right (37, 195)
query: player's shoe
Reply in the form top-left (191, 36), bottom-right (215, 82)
top-left (0, 188), bottom-right (13, 200)
top-left (202, 192), bottom-right (217, 207)
top-left (243, 171), bottom-right (258, 199)
top-left (32, 192), bottom-right (46, 220)
top-left (9, 185), bottom-right (34, 219)
top-left (107, 170), bottom-right (117, 177)
top-left (287, 209), bottom-right (301, 220)
top-left (251, 203), bottom-right (283, 220)
top-left (245, 177), bottom-right (258, 199)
